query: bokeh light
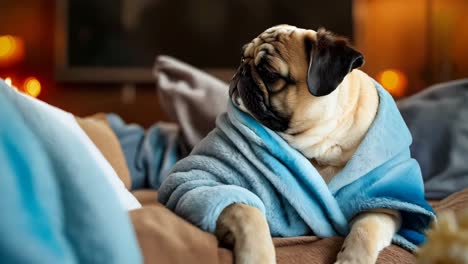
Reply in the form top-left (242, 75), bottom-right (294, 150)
top-left (0, 36), bottom-right (15, 57)
top-left (377, 69), bottom-right (407, 97)
top-left (24, 77), bottom-right (41, 97)
top-left (4, 77), bottom-right (12, 86)
top-left (0, 35), bottom-right (25, 66)
top-left (4, 77), bottom-right (19, 91)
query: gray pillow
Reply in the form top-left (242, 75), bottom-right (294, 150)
top-left (398, 79), bottom-right (468, 199)
top-left (153, 55), bottom-right (229, 151)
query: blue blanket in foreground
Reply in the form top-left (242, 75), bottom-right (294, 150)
top-left (0, 81), bottom-right (141, 263)
top-left (159, 82), bottom-right (436, 251)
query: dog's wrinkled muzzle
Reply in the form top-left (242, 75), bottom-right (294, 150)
top-left (229, 63), bottom-right (289, 132)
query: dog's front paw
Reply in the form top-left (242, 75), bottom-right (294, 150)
top-left (235, 238), bottom-right (276, 264)
top-left (334, 240), bottom-right (378, 264)
top-left (216, 204), bottom-right (276, 264)
top-left (334, 249), bottom-right (374, 264)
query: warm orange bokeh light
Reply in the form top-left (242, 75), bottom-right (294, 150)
top-left (0, 36), bottom-right (15, 57)
top-left (4, 77), bottom-right (12, 86)
top-left (0, 35), bottom-right (25, 66)
top-left (24, 77), bottom-right (41, 97)
top-left (377, 69), bottom-right (407, 97)
top-left (4, 77), bottom-right (18, 91)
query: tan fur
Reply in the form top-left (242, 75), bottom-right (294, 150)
top-left (216, 204), bottom-right (275, 264)
top-left (335, 209), bottom-right (401, 264)
top-left (417, 209), bottom-right (468, 264)
top-left (217, 25), bottom-right (400, 264)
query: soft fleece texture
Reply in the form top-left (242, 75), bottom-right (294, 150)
top-left (107, 114), bottom-right (181, 190)
top-left (158, 81), bottom-right (435, 251)
top-left (0, 80), bottom-right (141, 263)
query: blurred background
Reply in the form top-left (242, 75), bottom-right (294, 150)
top-left (0, 0), bottom-right (467, 126)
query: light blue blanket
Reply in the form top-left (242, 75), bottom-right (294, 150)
top-left (0, 81), bottom-right (141, 263)
top-left (158, 81), bottom-right (436, 251)
top-left (107, 114), bottom-right (182, 190)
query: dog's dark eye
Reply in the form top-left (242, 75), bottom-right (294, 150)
top-left (261, 70), bottom-right (280, 84)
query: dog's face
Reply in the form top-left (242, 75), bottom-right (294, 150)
top-left (229, 25), bottom-right (364, 133)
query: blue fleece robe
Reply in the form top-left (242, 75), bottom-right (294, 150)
top-left (158, 81), bottom-right (435, 251)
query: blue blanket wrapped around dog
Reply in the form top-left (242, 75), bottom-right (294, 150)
top-left (158, 82), bottom-right (435, 251)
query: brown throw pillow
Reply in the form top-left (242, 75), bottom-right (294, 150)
top-left (75, 113), bottom-right (132, 190)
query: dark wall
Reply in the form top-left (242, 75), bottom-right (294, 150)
top-left (67, 0), bottom-right (353, 69)
top-left (0, 0), bottom-right (168, 127)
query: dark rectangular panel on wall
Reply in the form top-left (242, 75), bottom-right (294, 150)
top-left (56, 0), bottom-right (353, 82)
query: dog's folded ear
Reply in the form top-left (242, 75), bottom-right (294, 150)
top-left (306, 28), bottom-right (364, 97)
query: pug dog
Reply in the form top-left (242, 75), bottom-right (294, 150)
top-left (216, 25), bottom-right (401, 264)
